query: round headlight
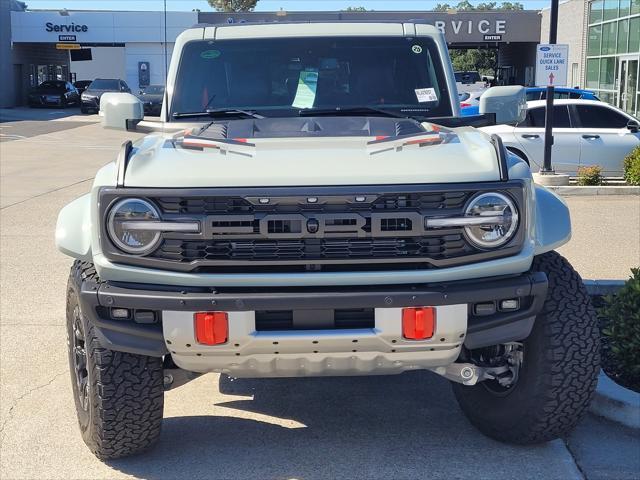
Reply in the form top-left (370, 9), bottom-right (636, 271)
top-left (463, 192), bottom-right (519, 248)
top-left (107, 198), bottom-right (161, 254)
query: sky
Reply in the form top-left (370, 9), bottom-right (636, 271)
top-left (23, 0), bottom-right (550, 12)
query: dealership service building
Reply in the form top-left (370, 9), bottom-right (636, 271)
top-left (0, 1), bottom-right (638, 117)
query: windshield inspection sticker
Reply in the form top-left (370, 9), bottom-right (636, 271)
top-left (200, 49), bottom-right (221, 59)
top-left (292, 69), bottom-right (319, 109)
top-left (411, 45), bottom-right (423, 54)
top-left (415, 87), bottom-right (438, 103)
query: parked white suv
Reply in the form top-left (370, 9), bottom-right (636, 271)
top-left (56, 22), bottom-right (600, 460)
top-left (482, 99), bottom-right (640, 175)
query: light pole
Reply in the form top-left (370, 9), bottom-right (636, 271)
top-left (163, 0), bottom-right (168, 83)
top-left (541, 0), bottom-right (559, 174)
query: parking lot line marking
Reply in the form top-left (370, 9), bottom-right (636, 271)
top-left (0, 177), bottom-right (93, 210)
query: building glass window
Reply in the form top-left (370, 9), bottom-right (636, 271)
top-left (603, 0), bottom-right (619, 20)
top-left (619, 0), bottom-right (631, 15)
top-left (602, 22), bottom-right (618, 54)
top-left (587, 0), bottom-right (640, 116)
top-left (598, 91), bottom-right (614, 104)
top-left (590, 0), bottom-right (604, 22)
top-left (630, 18), bottom-right (640, 52)
top-left (586, 58), bottom-right (600, 88)
top-left (588, 25), bottom-right (602, 55)
top-left (617, 19), bottom-right (629, 53)
top-left (599, 57), bottom-right (616, 89)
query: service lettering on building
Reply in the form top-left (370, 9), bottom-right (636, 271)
top-left (45, 22), bottom-right (88, 33)
top-left (433, 19), bottom-right (507, 36)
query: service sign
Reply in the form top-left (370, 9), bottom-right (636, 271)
top-left (535, 44), bottom-right (569, 87)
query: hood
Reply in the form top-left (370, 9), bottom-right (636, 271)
top-left (84, 88), bottom-right (115, 97)
top-left (123, 117), bottom-right (502, 188)
top-left (138, 94), bottom-right (163, 103)
top-left (31, 88), bottom-right (63, 95)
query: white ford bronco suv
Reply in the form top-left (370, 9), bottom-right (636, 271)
top-left (56, 21), bottom-right (600, 459)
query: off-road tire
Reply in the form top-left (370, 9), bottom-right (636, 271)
top-left (452, 251), bottom-right (600, 444)
top-left (66, 261), bottom-right (164, 459)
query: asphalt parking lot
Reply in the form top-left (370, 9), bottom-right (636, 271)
top-left (0, 109), bottom-right (638, 479)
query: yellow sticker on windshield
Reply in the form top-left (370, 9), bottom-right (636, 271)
top-left (201, 49), bottom-right (221, 59)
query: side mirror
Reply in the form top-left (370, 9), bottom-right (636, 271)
top-left (479, 86), bottom-right (527, 125)
top-left (100, 92), bottom-right (143, 130)
top-left (627, 120), bottom-right (639, 133)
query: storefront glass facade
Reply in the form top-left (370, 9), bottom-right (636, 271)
top-left (586, 0), bottom-right (640, 116)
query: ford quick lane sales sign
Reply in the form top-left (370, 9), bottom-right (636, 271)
top-left (535, 44), bottom-right (569, 87)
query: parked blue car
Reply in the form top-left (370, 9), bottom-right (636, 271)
top-left (460, 87), bottom-right (599, 116)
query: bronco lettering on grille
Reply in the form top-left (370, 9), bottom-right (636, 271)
top-left (204, 212), bottom-right (427, 239)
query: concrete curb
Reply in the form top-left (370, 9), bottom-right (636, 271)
top-left (544, 185), bottom-right (640, 196)
top-left (583, 279), bottom-right (625, 296)
top-left (583, 281), bottom-right (639, 428)
top-left (590, 372), bottom-right (640, 429)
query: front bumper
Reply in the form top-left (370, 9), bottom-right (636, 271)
top-left (81, 97), bottom-right (99, 110)
top-left (78, 271), bottom-right (547, 377)
top-left (29, 96), bottom-right (63, 107)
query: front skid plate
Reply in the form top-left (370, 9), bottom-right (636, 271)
top-left (163, 305), bottom-right (467, 377)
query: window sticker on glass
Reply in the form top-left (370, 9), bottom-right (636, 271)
top-left (292, 69), bottom-right (319, 109)
top-left (411, 45), bottom-right (423, 54)
top-left (200, 49), bottom-right (221, 59)
top-left (415, 87), bottom-right (438, 103)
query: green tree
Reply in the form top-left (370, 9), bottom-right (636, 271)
top-left (434, 1), bottom-right (523, 11)
top-left (207, 0), bottom-right (258, 12)
top-left (450, 48), bottom-right (497, 76)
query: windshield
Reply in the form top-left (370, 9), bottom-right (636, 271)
top-left (38, 81), bottom-right (66, 90)
top-left (142, 85), bottom-right (164, 94)
top-left (89, 79), bottom-right (119, 90)
top-left (455, 71), bottom-right (481, 84)
top-left (171, 36), bottom-right (452, 119)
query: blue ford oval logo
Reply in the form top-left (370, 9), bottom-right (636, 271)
top-left (540, 46), bottom-right (551, 51)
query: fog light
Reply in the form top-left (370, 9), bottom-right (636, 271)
top-left (194, 312), bottom-right (228, 345)
top-left (402, 307), bottom-right (435, 340)
top-left (499, 299), bottom-right (520, 311)
top-left (111, 308), bottom-right (130, 319)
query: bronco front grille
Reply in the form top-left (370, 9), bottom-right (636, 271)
top-left (154, 234), bottom-right (470, 263)
top-left (154, 191), bottom-right (471, 215)
top-left (99, 183), bottom-right (525, 272)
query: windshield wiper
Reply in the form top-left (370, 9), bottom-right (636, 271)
top-left (299, 106), bottom-right (416, 120)
top-left (172, 108), bottom-right (264, 119)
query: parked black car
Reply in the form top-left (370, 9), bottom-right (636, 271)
top-left (80, 78), bottom-right (131, 114)
top-left (28, 80), bottom-right (79, 108)
top-left (73, 80), bottom-right (93, 95)
top-left (137, 85), bottom-right (164, 116)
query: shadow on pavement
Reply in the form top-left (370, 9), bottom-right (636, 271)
top-left (0, 106), bottom-right (94, 123)
top-left (107, 371), bottom-right (564, 480)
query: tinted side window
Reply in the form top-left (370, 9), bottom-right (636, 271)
top-left (526, 91), bottom-right (541, 101)
top-left (575, 105), bottom-right (629, 128)
top-left (523, 105), bottom-right (571, 127)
